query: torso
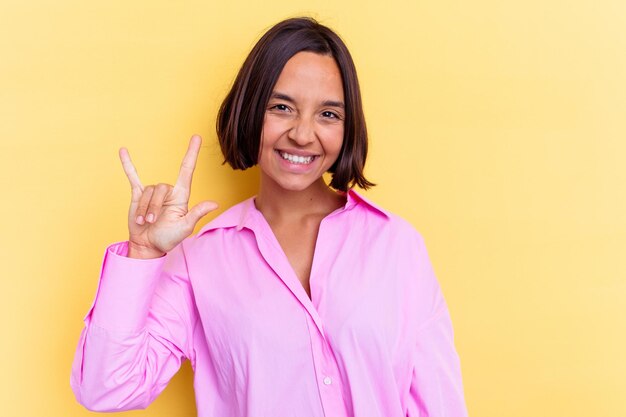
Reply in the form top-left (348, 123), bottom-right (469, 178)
top-left (183, 192), bottom-right (431, 416)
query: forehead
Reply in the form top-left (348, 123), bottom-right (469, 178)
top-left (273, 52), bottom-right (344, 100)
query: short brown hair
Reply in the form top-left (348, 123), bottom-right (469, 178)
top-left (216, 17), bottom-right (374, 191)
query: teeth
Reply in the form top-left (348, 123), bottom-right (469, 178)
top-left (280, 151), bottom-right (315, 164)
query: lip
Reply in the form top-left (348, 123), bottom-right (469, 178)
top-left (274, 149), bottom-right (320, 173)
top-left (276, 148), bottom-right (320, 157)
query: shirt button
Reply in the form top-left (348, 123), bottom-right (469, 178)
top-left (323, 376), bottom-right (332, 385)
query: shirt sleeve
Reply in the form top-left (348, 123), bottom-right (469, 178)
top-left (70, 241), bottom-right (199, 412)
top-left (405, 233), bottom-right (469, 417)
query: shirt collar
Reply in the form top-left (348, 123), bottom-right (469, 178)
top-left (197, 188), bottom-right (389, 238)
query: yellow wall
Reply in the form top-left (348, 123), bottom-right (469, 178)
top-left (1, 1), bottom-right (624, 416)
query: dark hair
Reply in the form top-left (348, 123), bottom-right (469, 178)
top-left (216, 17), bottom-right (374, 191)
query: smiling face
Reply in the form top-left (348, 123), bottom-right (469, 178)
top-left (258, 51), bottom-right (345, 193)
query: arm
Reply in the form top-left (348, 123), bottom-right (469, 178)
top-left (70, 241), bottom-right (198, 412)
top-left (70, 135), bottom-right (217, 410)
top-left (406, 306), bottom-right (468, 416)
top-left (405, 233), bottom-right (468, 417)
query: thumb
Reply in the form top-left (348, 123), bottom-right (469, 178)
top-left (185, 200), bottom-right (219, 228)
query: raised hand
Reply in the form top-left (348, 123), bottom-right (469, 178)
top-left (119, 135), bottom-right (218, 258)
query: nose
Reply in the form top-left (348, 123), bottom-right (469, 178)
top-left (287, 116), bottom-right (316, 146)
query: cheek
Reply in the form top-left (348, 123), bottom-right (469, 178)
top-left (325, 126), bottom-right (344, 157)
top-left (260, 118), bottom-right (286, 149)
top-left (258, 118), bottom-right (277, 161)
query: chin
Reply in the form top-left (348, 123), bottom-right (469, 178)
top-left (263, 171), bottom-right (325, 193)
top-left (275, 178), bottom-right (318, 192)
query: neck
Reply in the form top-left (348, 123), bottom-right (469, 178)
top-left (255, 177), bottom-right (345, 223)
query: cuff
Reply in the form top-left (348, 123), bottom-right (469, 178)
top-left (87, 241), bottom-right (167, 333)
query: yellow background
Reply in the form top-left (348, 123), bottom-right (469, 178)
top-left (1, 1), bottom-right (624, 416)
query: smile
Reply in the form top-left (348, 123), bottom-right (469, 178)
top-left (277, 150), bottom-right (318, 165)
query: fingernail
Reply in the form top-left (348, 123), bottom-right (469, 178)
top-left (136, 215), bottom-right (144, 225)
top-left (146, 213), bottom-right (154, 223)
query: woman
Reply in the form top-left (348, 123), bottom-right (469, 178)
top-left (70, 17), bottom-right (468, 417)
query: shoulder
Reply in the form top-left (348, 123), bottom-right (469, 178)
top-left (349, 190), bottom-right (424, 237)
top-left (346, 190), bottom-right (428, 257)
top-left (179, 197), bottom-right (255, 256)
top-left (196, 197), bottom-right (255, 237)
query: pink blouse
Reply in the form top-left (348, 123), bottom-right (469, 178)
top-left (70, 189), bottom-right (468, 416)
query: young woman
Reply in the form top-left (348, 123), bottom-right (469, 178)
top-left (71, 17), bottom-right (468, 417)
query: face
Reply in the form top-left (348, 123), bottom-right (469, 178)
top-left (258, 51), bottom-right (345, 193)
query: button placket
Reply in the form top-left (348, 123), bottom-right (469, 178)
top-left (304, 315), bottom-right (349, 416)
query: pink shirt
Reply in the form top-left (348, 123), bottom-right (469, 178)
top-left (70, 189), bottom-right (468, 416)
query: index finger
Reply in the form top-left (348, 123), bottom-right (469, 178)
top-left (119, 147), bottom-right (144, 190)
top-left (175, 134), bottom-right (202, 190)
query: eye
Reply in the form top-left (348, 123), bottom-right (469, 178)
top-left (270, 104), bottom-right (290, 112)
top-left (322, 110), bottom-right (340, 119)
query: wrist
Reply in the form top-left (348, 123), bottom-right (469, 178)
top-left (127, 241), bottom-right (166, 259)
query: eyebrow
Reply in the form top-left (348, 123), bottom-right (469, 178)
top-left (270, 92), bottom-right (345, 109)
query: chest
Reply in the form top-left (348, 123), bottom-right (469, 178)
top-left (185, 211), bottom-right (426, 367)
top-left (187, 223), bottom-right (417, 333)
top-left (186, 227), bottom-right (414, 364)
